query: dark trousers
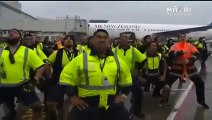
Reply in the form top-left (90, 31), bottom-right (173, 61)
top-left (131, 74), bottom-right (143, 114)
top-left (167, 74), bottom-right (205, 104)
top-left (68, 101), bottom-right (133, 120)
top-left (0, 83), bottom-right (40, 120)
top-left (1, 96), bottom-right (16, 120)
top-left (144, 76), bottom-right (164, 96)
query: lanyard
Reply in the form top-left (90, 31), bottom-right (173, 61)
top-left (66, 50), bottom-right (74, 61)
top-left (99, 57), bottom-right (107, 72)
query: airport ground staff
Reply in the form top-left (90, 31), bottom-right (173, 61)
top-left (137, 35), bottom-right (152, 53)
top-left (112, 37), bottom-right (119, 48)
top-left (60, 29), bottom-right (133, 120)
top-left (0, 28), bottom-right (45, 120)
top-left (193, 37), bottom-right (208, 72)
top-left (142, 41), bottom-right (169, 96)
top-left (166, 33), bottom-right (209, 109)
top-left (77, 35), bottom-right (90, 54)
top-left (22, 34), bottom-right (47, 92)
top-left (166, 38), bottom-right (174, 49)
top-left (35, 36), bottom-right (44, 51)
top-left (10, 33), bottom-right (49, 120)
top-left (112, 32), bottom-right (146, 118)
top-left (43, 36), bottom-right (54, 57)
top-left (45, 35), bottom-right (79, 120)
top-left (22, 34), bottom-right (47, 62)
top-left (154, 37), bottom-right (169, 58)
top-left (22, 33), bottom-right (47, 94)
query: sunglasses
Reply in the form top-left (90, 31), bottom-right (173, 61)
top-left (9, 53), bottom-right (15, 64)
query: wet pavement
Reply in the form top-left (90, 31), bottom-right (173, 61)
top-left (126, 57), bottom-right (212, 120)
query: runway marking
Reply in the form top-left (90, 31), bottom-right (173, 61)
top-left (166, 82), bottom-right (194, 120)
top-left (171, 89), bottom-right (187, 91)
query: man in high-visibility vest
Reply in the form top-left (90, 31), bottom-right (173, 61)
top-left (166, 38), bottom-right (174, 49)
top-left (22, 34), bottom-right (47, 62)
top-left (137, 35), bottom-right (152, 53)
top-left (193, 37), bottom-right (208, 72)
top-left (166, 33), bottom-right (209, 109)
top-left (11, 33), bottom-right (48, 119)
top-left (0, 28), bottom-right (45, 119)
top-left (77, 35), bottom-right (90, 54)
top-left (60, 29), bottom-right (133, 120)
top-left (45, 35), bottom-right (79, 120)
top-left (154, 37), bottom-right (169, 58)
top-left (35, 36), bottom-right (44, 51)
top-left (142, 41), bottom-right (170, 101)
top-left (112, 32), bottom-right (146, 118)
top-left (112, 37), bottom-right (119, 48)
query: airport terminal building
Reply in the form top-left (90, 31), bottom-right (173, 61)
top-left (0, 1), bottom-right (88, 41)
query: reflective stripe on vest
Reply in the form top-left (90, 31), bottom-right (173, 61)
top-left (132, 47), bottom-right (135, 69)
top-left (78, 52), bottom-right (120, 90)
top-left (169, 71), bottom-right (198, 78)
top-left (23, 48), bottom-right (29, 80)
top-left (145, 53), bottom-right (161, 76)
top-left (36, 48), bottom-right (39, 56)
top-left (0, 48), bottom-right (3, 57)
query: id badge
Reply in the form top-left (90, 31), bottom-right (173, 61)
top-left (102, 76), bottom-right (109, 86)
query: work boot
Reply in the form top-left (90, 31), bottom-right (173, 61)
top-left (199, 102), bottom-right (209, 109)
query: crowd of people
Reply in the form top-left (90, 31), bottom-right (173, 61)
top-left (0, 28), bottom-right (210, 120)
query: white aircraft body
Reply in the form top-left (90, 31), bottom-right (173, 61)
top-left (88, 23), bottom-right (212, 40)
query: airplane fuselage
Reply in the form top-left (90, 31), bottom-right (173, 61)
top-left (88, 23), bottom-right (212, 40)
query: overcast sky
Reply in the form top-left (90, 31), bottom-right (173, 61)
top-left (19, 1), bottom-right (212, 25)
